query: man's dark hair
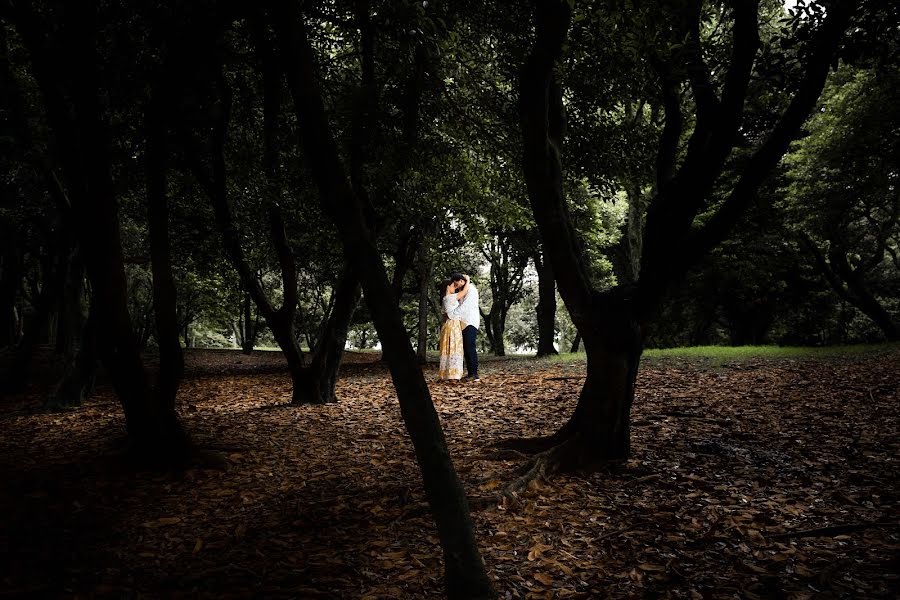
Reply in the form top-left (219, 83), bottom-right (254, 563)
top-left (449, 272), bottom-right (466, 283)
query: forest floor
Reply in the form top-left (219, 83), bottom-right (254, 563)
top-left (1, 346), bottom-right (898, 599)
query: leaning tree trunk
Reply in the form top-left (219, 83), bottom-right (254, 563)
top-left (570, 332), bottom-right (581, 353)
top-left (800, 233), bottom-right (900, 341)
top-left (271, 7), bottom-right (494, 597)
top-left (839, 277), bottom-right (900, 341)
top-left (827, 243), bottom-right (900, 341)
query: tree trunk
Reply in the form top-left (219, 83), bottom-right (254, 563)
top-left (416, 254), bottom-right (431, 364)
top-left (54, 250), bottom-right (84, 356)
top-left (570, 332), bottom-right (581, 353)
top-left (295, 268), bottom-right (360, 404)
top-left (0, 242), bottom-right (22, 350)
top-left (45, 252), bottom-right (90, 409)
top-left (566, 331), bottom-right (642, 464)
top-left (240, 289), bottom-right (255, 354)
top-left (11, 3), bottom-right (190, 462)
top-left (534, 251), bottom-right (557, 356)
top-left (490, 309), bottom-right (506, 357)
top-left (184, 82), bottom-right (314, 402)
top-left (263, 309), bottom-right (307, 403)
top-left (841, 284), bottom-right (900, 341)
top-left (503, 297), bottom-right (643, 465)
top-left (623, 183), bottom-right (645, 284)
top-left (47, 299), bottom-right (97, 409)
top-left (271, 8), bottom-right (494, 596)
top-left (483, 235), bottom-right (527, 357)
top-left (479, 309), bottom-right (494, 355)
top-left (518, 0), bottom-right (638, 462)
top-left (4, 242), bottom-right (69, 393)
top-left (146, 89), bottom-right (185, 411)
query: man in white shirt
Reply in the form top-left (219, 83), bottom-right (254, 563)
top-left (446, 272), bottom-right (480, 382)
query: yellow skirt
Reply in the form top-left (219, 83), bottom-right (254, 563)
top-left (438, 319), bottom-right (464, 380)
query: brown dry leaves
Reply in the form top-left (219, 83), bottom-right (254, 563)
top-left (0, 348), bottom-right (898, 598)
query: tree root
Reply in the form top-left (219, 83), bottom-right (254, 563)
top-left (502, 443), bottom-right (567, 496)
top-left (468, 433), bottom-right (641, 513)
top-left (490, 433), bottom-right (566, 454)
top-left (468, 439), bottom-right (579, 512)
top-left (393, 442), bottom-right (576, 522)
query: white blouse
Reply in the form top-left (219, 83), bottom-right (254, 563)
top-left (442, 295), bottom-right (459, 315)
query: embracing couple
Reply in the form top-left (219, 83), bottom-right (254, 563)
top-left (437, 272), bottom-right (480, 383)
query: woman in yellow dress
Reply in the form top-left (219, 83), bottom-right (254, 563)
top-left (438, 278), bottom-right (469, 381)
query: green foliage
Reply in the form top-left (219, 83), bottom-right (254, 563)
top-left (3, 0), bottom-right (896, 362)
top-left (779, 64), bottom-right (900, 337)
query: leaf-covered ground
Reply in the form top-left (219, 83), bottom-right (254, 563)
top-left (1, 347), bottom-right (898, 598)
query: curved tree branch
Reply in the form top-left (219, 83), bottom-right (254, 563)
top-left (685, 0), bottom-right (855, 266)
top-left (519, 0), bottom-right (595, 329)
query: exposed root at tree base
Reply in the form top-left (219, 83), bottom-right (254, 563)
top-left (470, 439), bottom-right (579, 512)
top-left (470, 437), bottom-right (635, 512)
top-left (490, 433), bottom-right (565, 454)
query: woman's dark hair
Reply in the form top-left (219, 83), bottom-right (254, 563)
top-left (436, 278), bottom-right (452, 299)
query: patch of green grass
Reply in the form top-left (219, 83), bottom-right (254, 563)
top-left (242, 346), bottom-right (289, 353)
top-left (548, 351), bottom-right (585, 363)
top-left (645, 343), bottom-right (900, 360)
top-left (547, 342), bottom-right (900, 364)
